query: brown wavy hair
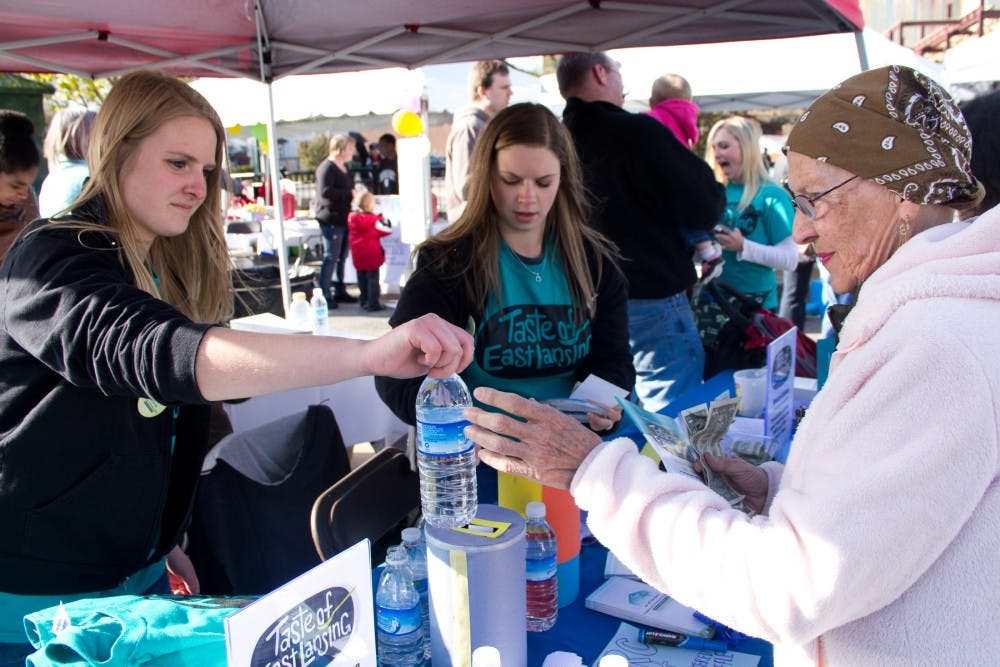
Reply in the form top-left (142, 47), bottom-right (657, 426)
top-left (422, 102), bottom-right (617, 325)
top-left (72, 70), bottom-right (231, 324)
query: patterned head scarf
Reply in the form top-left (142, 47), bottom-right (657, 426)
top-left (784, 65), bottom-right (984, 210)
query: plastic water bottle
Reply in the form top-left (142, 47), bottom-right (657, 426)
top-left (375, 545), bottom-right (425, 667)
top-left (415, 373), bottom-right (477, 528)
top-left (310, 287), bottom-right (329, 334)
top-left (401, 527), bottom-right (431, 663)
top-left (287, 291), bottom-right (311, 329)
top-left (525, 501), bottom-right (558, 632)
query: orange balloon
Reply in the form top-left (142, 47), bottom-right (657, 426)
top-left (392, 110), bottom-right (423, 137)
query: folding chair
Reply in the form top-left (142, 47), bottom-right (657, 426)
top-left (310, 448), bottom-right (420, 565)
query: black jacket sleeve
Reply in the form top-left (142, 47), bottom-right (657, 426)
top-left (640, 116), bottom-right (726, 232)
top-left (374, 245), bottom-right (471, 425)
top-left (0, 222), bottom-right (209, 404)
top-left (573, 252), bottom-right (635, 396)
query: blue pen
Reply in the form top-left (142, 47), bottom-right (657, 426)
top-left (638, 628), bottom-right (728, 653)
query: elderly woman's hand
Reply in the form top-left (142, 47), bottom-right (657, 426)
top-left (464, 387), bottom-right (604, 490)
top-left (697, 453), bottom-right (770, 515)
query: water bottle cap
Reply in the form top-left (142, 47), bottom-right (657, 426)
top-left (401, 527), bottom-right (422, 544)
top-left (385, 545), bottom-right (407, 566)
top-left (312, 287), bottom-right (323, 296)
top-left (525, 501), bottom-right (546, 519)
top-left (471, 645), bottom-right (502, 667)
top-left (598, 654), bottom-right (628, 667)
top-left (291, 292), bottom-right (306, 301)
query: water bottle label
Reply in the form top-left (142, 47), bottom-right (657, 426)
top-left (526, 554), bottom-right (557, 581)
top-left (375, 603), bottom-right (422, 636)
top-left (416, 418), bottom-right (473, 456)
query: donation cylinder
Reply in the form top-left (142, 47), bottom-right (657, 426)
top-left (426, 504), bottom-right (526, 667)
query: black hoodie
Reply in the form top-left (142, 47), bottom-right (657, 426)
top-left (0, 208), bottom-right (211, 594)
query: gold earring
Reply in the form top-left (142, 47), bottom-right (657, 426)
top-left (898, 220), bottom-right (911, 245)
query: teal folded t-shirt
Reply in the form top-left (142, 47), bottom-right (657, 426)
top-left (24, 594), bottom-right (254, 666)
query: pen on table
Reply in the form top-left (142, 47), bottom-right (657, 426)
top-left (638, 628), bottom-right (728, 652)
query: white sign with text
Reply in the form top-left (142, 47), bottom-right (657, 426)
top-left (225, 539), bottom-right (376, 667)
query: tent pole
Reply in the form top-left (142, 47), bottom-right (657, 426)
top-left (264, 86), bottom-right (292, 318)
top-left (252, 0), bottom-right (292, 317)
top-left (854, 30), bottom-right (870, 71)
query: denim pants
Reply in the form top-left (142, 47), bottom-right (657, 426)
top-left (627, 292), bottom-right (705, 413)
top-left (356, 269), bottom-right (381, 308)
top-left (319, 224), bottom-right (349, 299)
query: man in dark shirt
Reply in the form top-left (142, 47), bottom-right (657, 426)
top-left (375, 133), bottom-right (398, 195)
top-left (557, 52), bottom-right (725, 410)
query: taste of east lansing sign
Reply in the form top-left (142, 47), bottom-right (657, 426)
top-left (225, 540), bottom-right (376, 667)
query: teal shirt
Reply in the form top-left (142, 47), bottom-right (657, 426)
top-left (717, 181), bottom-right (794, 309)
top-left (0, 558), bottom-right (166, 644)
top-left (461, 241), bottom-right (590, 402)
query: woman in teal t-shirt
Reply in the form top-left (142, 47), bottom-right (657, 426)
top-left (375, 104), bottom-right (635, 501)
top-left (696, 116), bottom-right (799, 347)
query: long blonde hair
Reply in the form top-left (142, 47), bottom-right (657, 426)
top-left (70, 70), bottom-right (231, 324)
top-left (705, 116), bottom-right (770, 211)
top-left (421, 102), bottom-right (616, 325)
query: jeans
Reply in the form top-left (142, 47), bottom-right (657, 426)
top-left (319, 224), bottom-right (349, 299)
top-left (680, 226), bottom-right (711, 249)
top-left (356, 269), bottom-right (381, 309)
top-left (627, 292), bottom-right (704, 412)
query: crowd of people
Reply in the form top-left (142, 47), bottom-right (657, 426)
top-left (0, 50), bottom-right (997, 667)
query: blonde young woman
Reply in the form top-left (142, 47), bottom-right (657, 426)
top-left (704, 116), bottom-right (798, 310)
top-left (0, 70), bottom-right (472, 662)
top-left (376, 103), bottom-right (634, 498)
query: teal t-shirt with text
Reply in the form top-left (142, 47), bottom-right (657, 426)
top-left (717, 181), bottom-right (794, 309)
top-left (461, 241), bottom-right (591, 402)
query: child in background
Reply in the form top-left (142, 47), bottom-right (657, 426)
top-left (347, 190), bottom-right (392, 311)
top-left (645, 73), bottom-right (722, 281)
top-left (0, 110), bottom-right (40, 264)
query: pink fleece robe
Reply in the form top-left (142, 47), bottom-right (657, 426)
top-left (646, 99), bottom-right (700, 149)
top-left (572, 204), bottom-right (1000, 665)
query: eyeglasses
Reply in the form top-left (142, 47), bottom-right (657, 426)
top-left (782, 175), bottom-right (859, 219)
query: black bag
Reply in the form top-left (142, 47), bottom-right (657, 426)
top-left (701, 281), bottom-right (817, 380)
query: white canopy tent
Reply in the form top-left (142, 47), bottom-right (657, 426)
top-left (943, 29), bottom-right (1000, 86)
top-left (0, 0), bottom-right (865, 311)
top-left (538, 27), bottom-right (944, 113)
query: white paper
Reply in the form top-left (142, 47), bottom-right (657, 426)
top-left (225, 539), bottom-right (377, 667)
top-left (603, 552), bottom-right (639, 580)
top-left (594, 622), bottom-right (761, 667)
top-left (570, 374), bottom-right (630, 406)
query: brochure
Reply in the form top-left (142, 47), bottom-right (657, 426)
top-left (584, 576), bottom-right (713, 638)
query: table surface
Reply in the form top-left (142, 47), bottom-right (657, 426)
top-left (526, 370), bottom-right (774, 667)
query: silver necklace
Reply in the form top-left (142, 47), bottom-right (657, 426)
top-left (507, 245), bottom-right (545, 282)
